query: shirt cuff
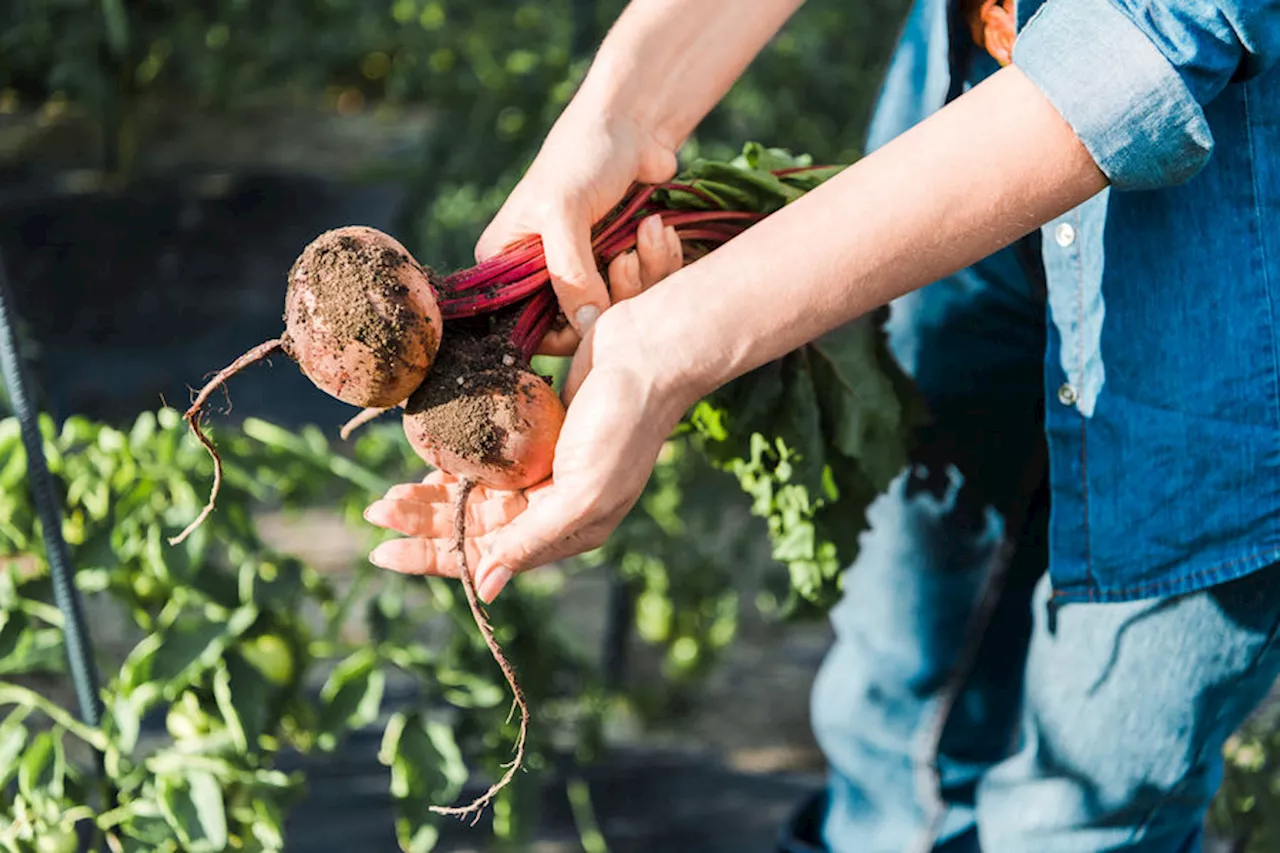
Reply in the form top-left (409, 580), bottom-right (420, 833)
top-left (1012, 0), bottom-right (1215, 190)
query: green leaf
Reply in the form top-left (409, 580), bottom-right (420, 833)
top-left (0, 608), bottom-right (27, 662)
top-left (18, 730), bottom-right (55, 802)
top-left (212, 653), bottom-right (275, 754)
top-left (157, 770), bottom-right (228, 853)
top-left (249, 797), bottom-right (285, 850)
top-left (148, 620), bottom-right (227, 692)
top-left (49, 727), bottom-right (67, 799)
top-left (101, 0), bottom-right (131, 57)
top-left (0, 624), bottom-right (65, 676)
top-left (436, 666), bottom-right (505, 709)
top-left (0, 709), bottom-right (30, 790)
top-left (810, 320), bottom-right (917, 489)
top-left (129, 411), bottom-right (157, 449)
top-left (131, 606), bottom-right (258, 699)
top-left (688, 160), bottom-right (802, 211)
top-left (123, 815), bottom-right (176, 849)
top-left (685, 312), bottom-right (921, 606)
top-left (734, 141), bottom-right (811, 172)
top-left (239, 558), bottom-right (305, 611)
top-left (380, 710), bottom-right (467, 812)
top-left (111, 692), bottom-right (141, 754)
top-left (317, 649), bottom-right (385, 747)
top-left (0, 434), bottom-right (27, 492)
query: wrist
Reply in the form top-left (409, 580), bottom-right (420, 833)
top-left (572, 20), bottom-right (702, 156)
top-left (593, 299), bottom-right (709, 426)
top-left (569, 65), bottom-right (683, 174)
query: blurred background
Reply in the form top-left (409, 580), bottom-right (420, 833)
top-left (0, 2), bottom-right (1273, 852)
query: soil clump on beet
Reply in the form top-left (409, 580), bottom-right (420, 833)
top-left (404, 317), bottom-right (526, 467)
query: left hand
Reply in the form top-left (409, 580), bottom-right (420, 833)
top-left (366, 311), bottom-right (684, 602)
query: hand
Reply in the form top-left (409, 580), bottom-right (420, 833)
top-left (364, 299), bottom-right (690, 603)
top-left (477, 103), bottom-right (680, 355)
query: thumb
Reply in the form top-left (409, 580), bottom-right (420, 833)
top-left (474, 211), bottom-right (520, 263)
top-left (541, 212), bottom-right (610, 337)
top-left (472, 483), bottom-right (595, 600)
top-left (561, 325), bottom-right (596, 407)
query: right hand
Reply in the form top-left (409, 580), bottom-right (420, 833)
top-left (366, 298), bottom-right (695, 602)
top-left (476, 105), bottom-right (683, 355)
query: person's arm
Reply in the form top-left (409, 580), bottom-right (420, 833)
top-left (365, 64), bottom-right (1107, 599)
top-left (573, 0), bottom-right (807, 155)
top-left (475, 0), bottom-right (804, 351)
top-left (616, 66), bottom-right (1104, 409)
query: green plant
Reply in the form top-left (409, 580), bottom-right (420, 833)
top-left (0, 409), bottom-right (608, 852)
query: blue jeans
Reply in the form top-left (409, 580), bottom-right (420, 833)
top-left (805, 243), bottom-right (1280, 852)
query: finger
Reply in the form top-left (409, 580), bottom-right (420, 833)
top-left (535, 325), bottom-right (581, 357)
top-left (662, 224), bottom-right (684, 276)
top-left (364, 492), bottom-right (527, 539)
top-left (367, 535), bottom-right (488, 579)
top-left (474, 208), bottom-right (522, 263)
top-left (635, 214), bottom-right (680, 289)
top-left (383, 482), bottom-right (453, 504)
top-left (606, 251), bottom-right (643, 302)
top-left (387, 476), bottom-right (512, 504)
top-left (542, 213), bottom-right (610, 336)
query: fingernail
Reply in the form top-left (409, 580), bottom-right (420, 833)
top-left (642, 213), bottom-right (663, 240)
top-left (368, 542), bottom-right (391, 569)
top-left (574, 304), bottom-right (600, 333)
top-left (478, 565), bottom-right (513, 603)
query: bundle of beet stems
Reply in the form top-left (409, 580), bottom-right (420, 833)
top-left (170, 144), bottom-right (842, 821)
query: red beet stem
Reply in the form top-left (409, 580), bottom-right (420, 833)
top-left (593, 211), bottom-right (762, 262)
top-left (435, 168), bottom-right (815, 346)
top-left (592, 185), bottom-right (658, 245)
top-left (510, 290), bottom-right (557, 362)
top-left (443, 240), bottom-right (544, 293)
top-left (653, 180), bottom-right (720, 207)
top-left (440, 270), bottom-right (551, 319)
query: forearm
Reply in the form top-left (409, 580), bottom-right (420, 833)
top-left (620, 65), bottom-right (1108, 408)
top-left (576, 0), bottom-right (805, 150)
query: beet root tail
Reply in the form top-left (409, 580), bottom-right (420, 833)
top-left (169, 338), bottom-right (285, 546)
top-left (339, 405), bottom-right (391, 441)
top-left (429, 478), bottom-right (530, 824)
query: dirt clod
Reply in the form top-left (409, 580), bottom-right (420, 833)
top-left (404, 322), bottom-right (522, 465)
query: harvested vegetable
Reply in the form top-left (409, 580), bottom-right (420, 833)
top-left (168, 226), bottom-right (443, 545)
top-left (403, 359), bottom-right (563, 491)
top-left (284, 226), bottom-right (443, 408)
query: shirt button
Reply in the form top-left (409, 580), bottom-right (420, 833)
top-left (1057, 383), bottom-right (1078, 406)
top-left (1054, 222), bottom-right (1076, 248)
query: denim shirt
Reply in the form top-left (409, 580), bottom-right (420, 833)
top-left (866, 0), bottom-right (1280, 602)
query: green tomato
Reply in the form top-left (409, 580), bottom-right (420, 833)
top-left (240, 634), bottom-right (296, 686)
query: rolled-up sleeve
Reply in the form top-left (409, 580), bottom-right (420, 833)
top-left (1012, 0), bottom-right (1280, 189)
